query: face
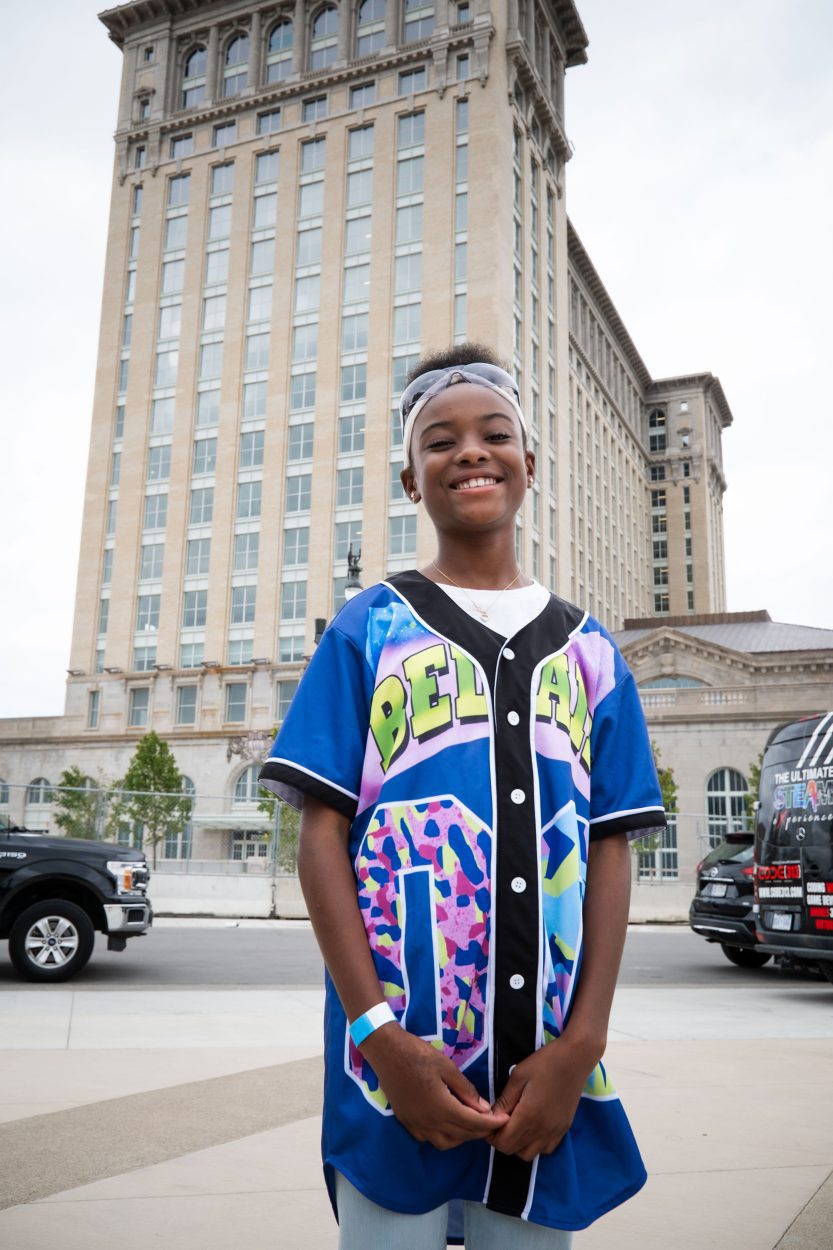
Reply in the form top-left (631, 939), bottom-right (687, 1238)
top-left (400, 384), bottom-right (535, 538)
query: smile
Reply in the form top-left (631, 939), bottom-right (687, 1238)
top-left (452, 476), bottom-right (501, 491)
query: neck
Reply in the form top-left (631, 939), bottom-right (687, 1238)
top-left (425, 535), bottom-right (529, 590)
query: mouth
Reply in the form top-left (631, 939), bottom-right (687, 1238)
top-left (450, 476), bottom-right (503, 492)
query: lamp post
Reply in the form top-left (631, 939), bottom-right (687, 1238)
top-left (344, 546), bottom-right (363, 601)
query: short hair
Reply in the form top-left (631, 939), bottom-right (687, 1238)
top-left (404, 341), bottom-right (511, 388)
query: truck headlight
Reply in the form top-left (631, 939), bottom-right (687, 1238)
top-left (107, 861), bottom-right (136, 894)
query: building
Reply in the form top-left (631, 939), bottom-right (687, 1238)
top-left (0, 1), bottom-right (742, 882)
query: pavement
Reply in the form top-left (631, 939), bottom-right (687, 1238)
top-left (1, 923), bottom-right (832, 1250)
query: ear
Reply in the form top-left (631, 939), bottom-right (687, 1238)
top-left (525, 447), bottom-right (536, 487)
top-left (401, 465), bottom-right (419, 503)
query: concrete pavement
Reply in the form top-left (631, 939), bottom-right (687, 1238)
top-left (0, 924), bottom-right (832, 1249)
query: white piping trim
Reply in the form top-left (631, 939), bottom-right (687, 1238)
top-left (264, 757), bottom-right (359, 802)
top-left (589, 804), bottom-right (666, 825)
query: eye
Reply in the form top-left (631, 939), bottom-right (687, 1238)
top-left (487, 432), bottom-right (510, 441)
top-left (426, 438), bottom-right (453, 450)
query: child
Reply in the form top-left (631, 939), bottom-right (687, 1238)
top-left (260, 342), bottom-right (666, 1248)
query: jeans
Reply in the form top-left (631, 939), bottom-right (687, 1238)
top-left (335, 1171), bottom-right (574, 1250)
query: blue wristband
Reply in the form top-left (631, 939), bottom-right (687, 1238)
top-left (349, 1002), bottom-right (397, 1047)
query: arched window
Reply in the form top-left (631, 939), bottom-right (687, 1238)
top-left (403, 0), bottom-right (434, 44)
top-left (182, 46), bottom-right (207, 109)
top-left (234, 763), bottom-right (262, 803)
top-left (26, 778), bottom-right (53, 804)
top-left (309, 6), bottom-right (339, 70)
top-left (181, 775), bottom-right (196, 796)
top-left (706, 768), bottom-right (748, 848)
top-left (0, 779), bottom-right (9, 805)
top-left (266, 18), bottom-right (294, 81)
top-left (223, 34), bottom-right (249, 96)
top-left (356, 0), bottom-right (385, 56)
top-left (648, 408), bottom-right (666, 453)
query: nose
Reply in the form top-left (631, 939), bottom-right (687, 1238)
top-left (454, 439), bottom-right (489, 464)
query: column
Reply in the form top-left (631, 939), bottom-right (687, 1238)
top-left (294, 0), bottom-right (307, 73)
top-left (507, 0), bottom-right (520, 39)
top-left (205, 24), bottom-right (219, 103)
top-left (385, 0), bottom-right (400, 49)
top-left (542, 24), bottom-right (551, 97)
top-left (525, 0), bottom-right (535, 60)
top-left (337, 1), bottom-right (350, 62)
top-left (249, 10), bottom-right (262, 89)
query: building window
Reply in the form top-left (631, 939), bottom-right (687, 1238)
top-left (208, 203), bottom-right (232, 240)
top-left (26, 778), bottom-right (53, 805)
top-left (182, 589), bottom-right (207, 629)
top-left (351, 81), bottom-right (376, 107)
top-left (237, 480), bottom-right (262, 519)
top-left (356, 0), bottom-right (385, 55)
top-left (186, 537), bottom-right (210, 576)
top-left (87, 690), bottom-right (100, 730)
top-left (176, 685), bottom-right (198, 726)
top-left (706, 768), bottom-right (749, 847)
top-left (98, 597), bottom-right (110, 634)
top-left (231, 585), bottom-right (257, 624)
top-left (234, 532), bottom-right (260, 571)
top-left (196, 390), bottom-right (220, 427)
top-left (303, 95), bottom-right (328, 122)
top-left (140, 542), bottom-right (165, 581)
top-left (337, 466), bottom-right (364, 507)
top-left (223, 35), bottom-right (249, 97)
top-left (286, 474), bottom-right (312, 512)
top-left (182, 46), bottom-right (207, 108)
top-left (403, 2), bottom-right (434, 43)
top-left (180, 642), bottom-right (203, 669)
top-left (192, 438), bottom-right (217, 476)
top-left (257, 109), bottom-right (282, 137)
top-left (341, 363), bottom-right (367, 402)
top-left (335, 520), bottom-right (363, 560)
top-left (648, 408), bottom-right (667, 453)
top-left (225, 683), bottom-right (248, 723)
top-left (309, 6), bottom-right (338, 70)
top-left (399, 66), bottom-right (427, 95)
top-left (168, 173), bottom-right (191, 208)
top-left (456, 53), bottom-right (470, 80)
top-left (136, 593), bottom-right (161, 633)
top-left (228, 639), bottom-right (254, 666)
top-left (128, 688), bottom-right (150, 728)
top-left (277, 680), bottom-right (299, 721)
top-left (143, 494), bottom-right (168, 530)
top-left (134, 145), bottom-right (146, 170)
top-left (288, 423), bottom-right (315, 460)
top-left (283, 527), bottom-right (309, 566)
top-left (637, 814), bottom-right (679, 881)
top-left (189, 487), bottom-right (214, 525)
top-left (170, 133), bottom-right (193, 159)
top-left (102, 547), bottom-right (114, 585)
top-left (147, 444), bottom-right (171, 483)
top-left (290, 371), bottom-right (317, 410)
top-left (266, 18), bottom-right (293, 82)
top-left (338, 414), bottom-right (365, 454)
top-left (255, 151), bottom-right (279, 184)
top-left (213, 121), bottom-right (237, 149)
top-left (281, 580), bottom-right (307, 620)
top-left (234, 763), bottom-right (262, 803)
top-left (389, 514), bottom-right (417, 557)
top-left (199, 342), bottom-right (223, 379)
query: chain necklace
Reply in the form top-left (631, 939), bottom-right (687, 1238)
top-left (430, 560), bottom-right (524, 621)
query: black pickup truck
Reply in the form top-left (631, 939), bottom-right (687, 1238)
top-left (0, 815), bottom-right (152, 981)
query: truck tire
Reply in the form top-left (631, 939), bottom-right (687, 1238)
top-left (720, 943), bottom-right (771, 969)
top-left (9, 899), bottom-right (95, 982)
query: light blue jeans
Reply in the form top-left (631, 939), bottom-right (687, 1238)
top-left (335, 1171), bottom-right (574, 1250)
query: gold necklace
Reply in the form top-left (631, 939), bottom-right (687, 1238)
top-left (430, 560), bottom-right (524, 621)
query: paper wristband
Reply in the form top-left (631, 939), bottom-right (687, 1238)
top-left (349, 1002), bottom-right (397, 1047)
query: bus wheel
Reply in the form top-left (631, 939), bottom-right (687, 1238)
top-left (720, 944), bottom-right (772, 969)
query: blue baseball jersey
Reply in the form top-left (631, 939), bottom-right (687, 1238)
top-left (260, 572), bottom-right (665, 1236)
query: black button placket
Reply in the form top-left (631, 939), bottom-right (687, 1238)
top-left (484, 637), bottom-right (542, 1215)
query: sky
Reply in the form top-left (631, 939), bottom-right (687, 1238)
top-left (2, 0), bottom-right (832, 719)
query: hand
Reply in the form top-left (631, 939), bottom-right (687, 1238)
top-left (361, 1024), bottom-right (509, 1151)
top-left (487, 1037), bottom-right (597, 1162)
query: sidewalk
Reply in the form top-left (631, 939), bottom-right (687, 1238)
top-left (1, 974), bottom-right (832, 1247)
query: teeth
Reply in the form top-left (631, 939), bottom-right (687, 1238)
top-left (456, 477), bottom-right (498, 490)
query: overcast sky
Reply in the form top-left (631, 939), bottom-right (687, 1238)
top-left (2, 0), bottom-right (831, 719)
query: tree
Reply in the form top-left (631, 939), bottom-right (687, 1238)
top-left (256, 726), bottom-right (301, 873)
top-left (634, 741), bottom-right (678, 856)
top-left (53, 766), bottom-right (101, 840)
top-left (745, 751), bottom-right (764, 823)
top-left (111, 732), bottom-right (192, 867)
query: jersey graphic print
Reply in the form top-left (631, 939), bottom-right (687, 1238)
top-left (349, 795), bottom-right (492, 1111)
top-left (260, 573), bottom-right (665, 1234)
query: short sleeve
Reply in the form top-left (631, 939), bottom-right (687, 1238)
top-left (588, 669), bottom-right (667, 842)
top-left (259, 624), bottom-right (373, 820)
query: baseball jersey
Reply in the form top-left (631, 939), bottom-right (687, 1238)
top-left (260, 571), bottom-right (665, 1235)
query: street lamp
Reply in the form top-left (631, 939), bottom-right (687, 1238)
top-left (344, 546), bottom-right (363, 601)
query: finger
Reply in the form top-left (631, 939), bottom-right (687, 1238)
top-left (440, 1059), bottom-right (492, 1113)
top-left (492, 1068), bottom-right (526, 1116)
top-left (440, 1095), bottom-right (510, 1136)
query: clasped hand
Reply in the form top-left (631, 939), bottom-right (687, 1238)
top-left (362, 1026), bottom-right (590, 1160)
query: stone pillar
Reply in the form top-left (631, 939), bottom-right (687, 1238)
top-left (206, 24), bottom-right (219, 103)
top-left (542, 24), bottom-right (551, 97)
top-left (337, 0), bottom-right (350, 62)
top-left (525, 0), bottom-right (535, 61)
top-left (294, 0), bottom-right (307, 73)
top-left (435, 0), bottom-right (450, 30)
top-left (249, 10), bottom-right (262, 89)
top-left (385, 0), bottom-right (400, 49)
top-left (506, 0), bottom-right (519, 39)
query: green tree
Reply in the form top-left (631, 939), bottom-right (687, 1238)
top-left (745, 751), bottom-right (764, 823)
top-left (110, 732), bottom-right (192, 867)
top-left (53, 766), bottom-right (102, 840)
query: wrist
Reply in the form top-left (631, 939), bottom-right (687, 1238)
top-left (558, 1024), bottom-right (606, 1068)
top-left (349, 1001), bottom-right (398, 1048)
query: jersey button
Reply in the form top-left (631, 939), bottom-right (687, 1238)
top-left (503, 647), bottom-right (516, 660)
top-left (511, 876), bottom-right (526, 893)
top-left (509, 973), bottom-right (525, 990)
top-left (510, 788), bottom-right (525, 804)
top-left (507, 710), bottom-right (520, 726)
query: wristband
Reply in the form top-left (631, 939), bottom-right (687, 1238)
top-left (349, 1002), bottom-right (397, 1048)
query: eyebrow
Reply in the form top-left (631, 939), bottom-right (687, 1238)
top-left (419, 411), bottom-right (515, 438)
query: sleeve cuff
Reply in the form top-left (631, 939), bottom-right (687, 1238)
top-left (589, 808), bottom-right (668, 843)
top-left (258, 759), bottom-right (358, 821)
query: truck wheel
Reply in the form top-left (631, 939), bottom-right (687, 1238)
top-left (721, 943), bottom-right (772, 969)
top-left (9, 900), bottom-right (95, 982)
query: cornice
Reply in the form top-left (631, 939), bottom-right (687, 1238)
top-left (647, 373), bottom-right (734, 429)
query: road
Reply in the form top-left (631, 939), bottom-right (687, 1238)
top-left (0, 920), bottom-right (826, 991)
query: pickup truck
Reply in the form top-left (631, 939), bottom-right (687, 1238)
top-left (0, 815), bottom-right (152, 981)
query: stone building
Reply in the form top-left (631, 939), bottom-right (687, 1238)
top-left (0, 1), bottom-right (748, 892)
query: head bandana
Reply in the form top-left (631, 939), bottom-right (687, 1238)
top-left (400, 366), bottom-right (527, 468)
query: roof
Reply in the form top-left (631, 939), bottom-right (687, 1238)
top-left (615, 613), bottom-right (833, 655)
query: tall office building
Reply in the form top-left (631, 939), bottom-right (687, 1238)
top-left (0, 1), bottom-right (733, 855)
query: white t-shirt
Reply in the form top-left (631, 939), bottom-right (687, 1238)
top-left (435, 579), bottom-right (551, 638)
